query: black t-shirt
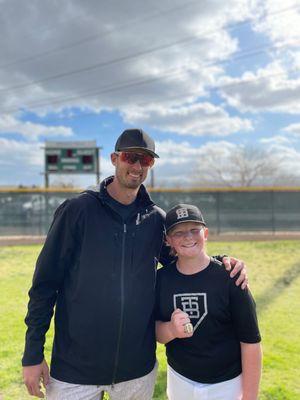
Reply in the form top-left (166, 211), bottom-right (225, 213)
top-left (155, 258), bottom-right (261, 384)
top-left (106, 192), bottom-right (138, 221)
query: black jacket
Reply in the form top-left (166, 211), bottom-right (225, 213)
top-left (22, 176), bottom-right (168, 385)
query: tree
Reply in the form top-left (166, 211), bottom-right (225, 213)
top-left (194, 145), bottom-right (296, 187)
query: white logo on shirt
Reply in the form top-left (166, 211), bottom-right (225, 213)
top-left (173, 293), bottom-right (207, 331)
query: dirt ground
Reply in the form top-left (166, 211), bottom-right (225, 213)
top-left (1, 232), bottom-right (300, 246)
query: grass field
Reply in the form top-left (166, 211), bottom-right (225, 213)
top-left (0, 241), bottom-right (300, 400)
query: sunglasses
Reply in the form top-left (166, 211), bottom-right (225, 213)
top-left (116, 151), bottom-right (154, 167)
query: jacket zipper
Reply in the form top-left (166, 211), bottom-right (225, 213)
top-left (112, 223), bottom-right (127, 385)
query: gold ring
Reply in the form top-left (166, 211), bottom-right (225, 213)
top-left (183, 322), bottom-right (193, 334)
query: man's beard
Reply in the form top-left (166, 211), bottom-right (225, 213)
top-left (125, 181), bottom-right (141, 189)
top-left (116, 171), bottom-right (145, 190)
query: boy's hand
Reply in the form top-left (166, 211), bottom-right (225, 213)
top-left (222, 256), bottom-right (248, 289)
top-left (170, 309), bottom-right (194, 339)
top-left (23, 359), bottom-right (49, 398)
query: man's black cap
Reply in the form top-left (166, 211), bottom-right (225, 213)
top-left (114, 128), bottom-right (159, 158)
top-left (166, 203), bottom-right (206, 232)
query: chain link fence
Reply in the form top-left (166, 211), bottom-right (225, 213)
top-left (1, 189), bottom-right (300, 236)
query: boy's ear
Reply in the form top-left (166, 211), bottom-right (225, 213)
top-left (165, 235), bottom-right (176, 257)
top-left (165, 235), bottom-right (172, 247)
top-left (204, 227), bottom-right (209, 240)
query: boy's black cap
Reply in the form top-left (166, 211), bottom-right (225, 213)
top-left (114, 128), bottom-right (159, 158)
top-left (166, 204), bottom-right (206, 232)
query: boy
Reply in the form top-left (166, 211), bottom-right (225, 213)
top-left (155, 204), bottom-right (262, 400)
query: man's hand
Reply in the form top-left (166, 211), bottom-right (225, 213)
top-left (222, 256), bottom-right (248, 289)
top-left (23, 359), bottom-right (50, 398)
top-left (170, 309), bottom-right (194, 339)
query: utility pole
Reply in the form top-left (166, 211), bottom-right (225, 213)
top-left (150, 169), bottom-right (154, 188)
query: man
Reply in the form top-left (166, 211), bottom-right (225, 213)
top-left (22, 128), bottom-right (247, 400)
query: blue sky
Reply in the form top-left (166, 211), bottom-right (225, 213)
top-left (0, 0), bottom-right (299, 187)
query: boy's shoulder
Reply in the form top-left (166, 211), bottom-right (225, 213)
top-left (210, 256), bottom-right (229, 273)
top-left (157, 261), bottom-right (177, 277)
top-left (210, 256), bottom-right (223, 268)
top-left (209, 257), bottom-right (241, 287)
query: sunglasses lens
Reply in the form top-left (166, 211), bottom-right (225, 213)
top-left (120, 152), bottom-right (153, 167)
top-left (140, 154), bottom-right (153, 167)
top-left (121, 153), bottom-right (137, 164)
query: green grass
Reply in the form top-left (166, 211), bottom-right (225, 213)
top-left (0, 242), bottom-right (299, 399)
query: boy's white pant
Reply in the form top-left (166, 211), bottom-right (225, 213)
top-left (167, 366), bottom-right (242, 400)
top-left (46, 363), bottom-right (157, 400)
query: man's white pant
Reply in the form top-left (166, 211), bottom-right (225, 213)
top-left (167, 366), bottom-right (242, 400)
top-left (46, 363), bottom-right (158, 400)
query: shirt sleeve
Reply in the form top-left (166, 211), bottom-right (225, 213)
top-left (22, 199), bottom-right (78, 366)
top-left (229, 279), bottom-right (261, 344)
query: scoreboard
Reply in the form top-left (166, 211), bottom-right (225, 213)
top-left (44, 141), bottom-right (101, 187)
top-left (45, 141), bottom-right (98, 174)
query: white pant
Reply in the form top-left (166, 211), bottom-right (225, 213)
top-left (46, 363), bottom-right (158, 400)
top-left (167, 366), bottom-right (242, 400)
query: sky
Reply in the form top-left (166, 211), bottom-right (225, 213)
top-left (0, 0), bottom-right (300, 188)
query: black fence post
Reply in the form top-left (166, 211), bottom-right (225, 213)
top-left (271, 190), bottom-right (275, 234)
top-left (216, 191), bottom-right (221, 235)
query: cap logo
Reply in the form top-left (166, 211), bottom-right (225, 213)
top-left (176, 208), bottom-right (189, 219)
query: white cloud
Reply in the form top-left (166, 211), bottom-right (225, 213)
top-left (0, 138), bottom-right (42, 166)
top-left (282, 122), bottom-right (300, 136)
top-left (0, 0), bottom-right (252, 116)
top-left (0, 138), bottom-right (43, 185)
top-left (216, 2), bottom-right (300, 114)
top-left (0, 1), bottom-right (298, 120)
top-left (292, 51), bottom-right (300, 68)
top-left (151, 139), bottom-right (239, 186)
top-left (156, 139), bottom-right (237, 160)
top-left (99, 157), bottom-right (114, 179)
top-left (123, 102), bottom-right (253, 136)
top-left (0, 114), bottom-right (73, 140)
top-left (219, 61), bottom-right (300, 113)
top-left (258, 140), bottom-right (300, 179)
top-left (252, 0), bottom-right (300, 45)
top-left (260, 135), bottom-right (292, 145)
top-left (155, 139), bottom-right (205, 166)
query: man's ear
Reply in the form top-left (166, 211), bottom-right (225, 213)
top-left (111, 153), bottom-right (117, 166)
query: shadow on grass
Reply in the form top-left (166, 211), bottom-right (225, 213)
top-left (256, 262), bottom-right (300, 313)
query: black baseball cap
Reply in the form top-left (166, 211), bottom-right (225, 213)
top-left (114, 128), bottom-right (159, 158)
top-left (166, 204), bottom-right (206, 232)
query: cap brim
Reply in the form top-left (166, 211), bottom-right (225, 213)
top-left (116, 146), bottom-right (159, 158)
top-left (166, 220), bottom-right (206, 232)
